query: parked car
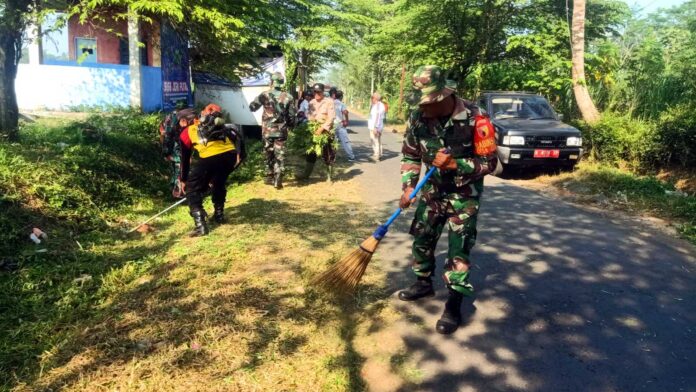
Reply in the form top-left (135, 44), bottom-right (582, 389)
top-left (477, 91), bottom-right (584, 172)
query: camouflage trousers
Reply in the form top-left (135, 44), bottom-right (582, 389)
top-left (168, 154), bottom-right (185, 199)
top-left (409, 193), bottom-right (480, 296)
top-left (263, 137), bottom-right (286, 177)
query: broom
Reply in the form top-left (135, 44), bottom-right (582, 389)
top-left (313, 166), bottom-right (437, 292)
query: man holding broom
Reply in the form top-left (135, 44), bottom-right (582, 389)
top-left (397, 65), bottom-right (498, 334)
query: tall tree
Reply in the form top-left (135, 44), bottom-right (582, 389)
top-left (571, 0), bottom-right (601, 124)
top-left (0, 0), bottom-right (33, 140)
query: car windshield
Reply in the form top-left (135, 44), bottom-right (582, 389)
top-left (490, 96), bottom-right (557, 120)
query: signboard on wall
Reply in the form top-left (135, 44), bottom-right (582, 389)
top-left (160, 21), bottom-right (192, 111)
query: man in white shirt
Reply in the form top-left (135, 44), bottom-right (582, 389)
top-left (368, 92), bottom-right (386, 161)
top-left (332, 90), bottom-right (355, 161)
top-left (298, 90), bottom-right (311, 118)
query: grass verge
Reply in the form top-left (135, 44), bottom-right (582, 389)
top-left (1, 114), bottom-right (406, 391)
top-left (535, 162), bottom-right (696, 244)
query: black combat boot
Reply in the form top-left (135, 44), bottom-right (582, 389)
top-left (436, 289), bottom-right (464, 335)
top-left (189, 210), bottom-right (209, 237)
top-left (297, 164), bottom-right (314, 181)
top-left (398, 277), bottom-right (435, 301)
top-left (213, 204), bottom-right (225, 224)
top-left (273, 172), bottom-right (283, 189)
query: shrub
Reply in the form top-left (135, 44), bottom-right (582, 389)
top-left (657, 103), bottom-right (696, 167)
top-left (575, 112), bottom-right (659, 168)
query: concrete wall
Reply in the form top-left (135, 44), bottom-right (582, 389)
top-left (16, 63), bottom-right (163, 112)
top-left (196, 84), bottom-right (268, 126)
top-left (66, 16), bottom-right (158, 66)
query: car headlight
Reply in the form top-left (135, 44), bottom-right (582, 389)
top-left (503, 135), bottom-right (525, 146)
top-left (567, 136), bottom-right (582, 147)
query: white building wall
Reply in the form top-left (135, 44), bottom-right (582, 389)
top-left (196, 84), bottom-right (268, 126)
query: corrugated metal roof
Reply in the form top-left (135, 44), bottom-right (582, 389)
top-left (192, 72), bottom-right (239, 88)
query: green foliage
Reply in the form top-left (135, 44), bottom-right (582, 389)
top-left (287, 120), bottom-right (337, 156)
top-left (575, 112), bottom-right (658, 167)
top-left (577, 105), bottom-right (696, 169)
top-left (0, 112), bottom-right (165, 253)
top-left (656, 103), bottom-right (696, 167)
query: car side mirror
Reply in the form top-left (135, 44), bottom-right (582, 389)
top-left (557, 113), bottom-right (564, 121)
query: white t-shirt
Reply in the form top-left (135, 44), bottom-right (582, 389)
top-left (299, 99), bottom-right (309, 114)
top-left (368, 101), bottom-right (385, 131)
top-left (334, 99), bottom-right (346, 124)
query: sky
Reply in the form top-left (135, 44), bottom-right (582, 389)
top-left (631, 0), bottom-right (688, 14)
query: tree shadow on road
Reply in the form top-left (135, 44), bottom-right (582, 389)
top-left (380, 179), bottom-right (696, 391)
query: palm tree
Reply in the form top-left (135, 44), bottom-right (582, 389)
top-left (571, 0), bottom-right (601, 124)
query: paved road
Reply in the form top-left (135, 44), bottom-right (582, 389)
top-left (342, 114), bottom-right (696, 392)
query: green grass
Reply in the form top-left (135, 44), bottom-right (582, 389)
top-left (0, 114), bottom-right (407, 391)
top-left (542, 162), bottom-right (696, 244)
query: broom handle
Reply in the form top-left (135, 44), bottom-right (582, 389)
top-left (381, 165), bottom-right (438, 230)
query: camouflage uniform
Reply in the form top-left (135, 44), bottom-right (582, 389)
top-left (159, 109), bottom-right (185, 198)
top-left (401, 66), bottom-right (498, 296)
top-left (249, 73), bottom-right (296, 186)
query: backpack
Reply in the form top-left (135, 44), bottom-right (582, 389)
top-left (197, 111), bottom-right (234, 146)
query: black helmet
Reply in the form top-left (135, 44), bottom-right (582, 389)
top-left (312, 83), bottom-right (325, 93)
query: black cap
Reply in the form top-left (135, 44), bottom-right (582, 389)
top-left (176, 108), bottom-right (196, 121)
top-left (312, 83), bottom-right (325, 92)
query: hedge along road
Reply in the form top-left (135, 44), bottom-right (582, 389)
top-left (344, 111), bottom-right (696, 392)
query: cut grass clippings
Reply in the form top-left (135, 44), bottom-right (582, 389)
top-left (535, 162), bottom-right (696, 244)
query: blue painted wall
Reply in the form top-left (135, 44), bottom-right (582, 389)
top-left (141, 66), bottom-right (163, 112)
top-left (16, 63), bottom-right (163, 112)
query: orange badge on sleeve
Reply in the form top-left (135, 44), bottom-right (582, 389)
top-left (473, 115), bottom-right (497, 156)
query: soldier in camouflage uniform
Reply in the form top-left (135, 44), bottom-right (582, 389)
top-left (159, 102), bottom-right (190, 198)
top-left (398, 65), bottom-right (498, 335)
top-left (249, 72), bottom-right (296, 189)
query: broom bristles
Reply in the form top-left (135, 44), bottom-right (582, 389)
top-left (313, 235), bottom-right (382, 292)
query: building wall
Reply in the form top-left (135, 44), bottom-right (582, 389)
top-left (196, 84), bottom-right (267, 127)
top-left (16, 63), bottom-right (163, 112)
top-left (67, 16), bottom-right (157, 65)
top-left (68, 16), bottom-right (127, 64)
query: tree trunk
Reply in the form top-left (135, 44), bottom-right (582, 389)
top-left (571, 0), bottom-right (601, 124)
top-left (0, 33), bottom-right (20, 140)
top-left (397, 63), bottom-right (405, 120)
top-left (128, 10), bottom-right (142, 109)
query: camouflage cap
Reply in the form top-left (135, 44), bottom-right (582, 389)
top-left (271, 72), bottom-right (284, 85)
top-left (412, 65), bottom-right (454, 105)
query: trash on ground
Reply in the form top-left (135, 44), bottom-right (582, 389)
top-left (73, 274), bottom-right (93, 285)
top-left (136, 224), bottom-right (155, 234)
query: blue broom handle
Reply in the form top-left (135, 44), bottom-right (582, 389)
top-left (382, 165), bottom-right (438, 229)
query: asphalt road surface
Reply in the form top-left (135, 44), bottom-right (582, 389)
top-left (343, 113), bottom-right (696, 392)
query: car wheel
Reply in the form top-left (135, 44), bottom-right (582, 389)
top-left (493, 159), bottom-right (505, 177)
top-left (561, 164), bottom-right (577, 172)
